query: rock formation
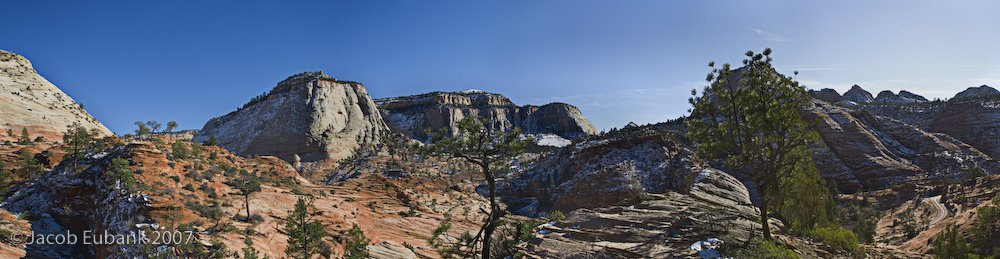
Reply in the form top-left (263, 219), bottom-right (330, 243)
top-left (899, 90), bottom-right (930, 102)
top-left (375, 90), bottom-right (597, 141)
top-left (810, 88), bottom-right (842, 103)
top-left (0, 50), bottom-right (112, 140)
top-left (930, 96), bottom-right (1000, 158)
top-left (502, 124), bottom-right (708, 215)
top-left (842, 85), bottom-right (875, 103)
top-left (803, 100), bottom-right (998, 192)
top-left (194, 72), bottom-right (388, 163)
top-left (875, 90), bottom-right (928, 104)
top-left (952, 85), bottom-right (999, 100)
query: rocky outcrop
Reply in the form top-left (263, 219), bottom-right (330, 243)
top-left (195, 72), bottom-right (389, 163)
top-left (501, 125), bottom-right (706, 215)
top-left (0, 50), bottom-right (112, 140)
top-left (842, 85), bottom-right (875, 104)
top-left (810, 88), bottom-right (842, 103)
top-left (1, 145), bottom-right (155, 258)
top-left (875, 90), bottom-right (928, 104)
top-left (952, 85), bottom-right (999, 100)
top-left (899, 90), bottom-right (929, 102)
top-left (375, 90), bottom-right (597, 141)
top-left (520, 169), bottom-right (772, 258)
top-left (930, 96), bottom-right (1000, 158)
top-left (803, 101), bottom-right (998, 192)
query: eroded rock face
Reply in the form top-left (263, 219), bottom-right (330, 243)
top-left (195, 72), bottom-right (388, 163)
top-left (502, 125), bottom-right (704, 214)
top-left (930, 96), bottom-right (1000, 158)
top-left (843, 85), bottom-right (875, 104)
top-left (803, 101), bottom-right (998, 192)
top-left (520, 170), bottom-right (769, 258)
top-left (0, 50), bottom-right (112, 140)
top-left (375, 90), bottom-right (597, 141)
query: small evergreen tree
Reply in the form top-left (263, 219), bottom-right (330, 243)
top-left (134, 121), bottom-right (152, 139)
top-left (284, 197), bottom-right (327, 259)
top-left (228, 170), bottom-right (261, 221)
top-left (18, 127), bottom-right (31, 145)
top-left (166, 121), bottom-right (178, 134)
top-left (343, 224), bottom-right (370, 259)
top-left (17, 149), bottom-right (44, 179)
top-left (934, 225), bottom-right (970, 259)
top-left (106, 157), bottom-right (138, 191)
top-left (146, 120), bottom-right (162, 133)
top-left (63, 123), bottom-right (96, 173)
top-left (970, 194), bottom-right (1000, 255)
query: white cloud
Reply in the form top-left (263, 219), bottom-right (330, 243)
top-left (750, 28), bottom-right (790, 42)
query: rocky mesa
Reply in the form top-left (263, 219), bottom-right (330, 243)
top-left (375, 90), bottom-right (597, 141)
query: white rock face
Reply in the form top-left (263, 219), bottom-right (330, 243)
top-left (195, 72), bottom-right (388, 163)
top-left (0, 50), bottom-right (112, 139)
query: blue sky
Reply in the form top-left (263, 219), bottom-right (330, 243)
top-left (2, 1), bottom-right (999, 134)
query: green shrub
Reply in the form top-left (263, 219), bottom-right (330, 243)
top-left (806, 226), bottom-right (860, 252)
top-left (722, 239), bottom-right (798, 259)
top-left (550, 210), bottom-right (566, 222)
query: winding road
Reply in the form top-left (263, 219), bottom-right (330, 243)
top-left (922, 195), bottom-right (947, 226)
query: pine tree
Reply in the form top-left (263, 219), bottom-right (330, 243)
top-left (166, 121), bottom-right (178, 134)
top-left (284, 197), bottom-right (326, 259)
top-left (776, 147), bottom-right (831, 233)
top-left (106, 157), bottom-right (137, 191)
top-left (228, 170), bottom-right (261, 221)
top-left (134, 121), bottom-right (151, 139)
top-left (17, 149), bottom-right (44, 179)
top-left (63, 123), bottom-right (96, 173)
top-left (18, 127), bottom-right (31, 145)
top-left (343, 224), bottom-right (370, 259)
top-left (422, 118), bottom-right (530, 258)
top-left (934, 225), bottom-right (970, 259)
top-left (687, 48), bottom-right (819, 239)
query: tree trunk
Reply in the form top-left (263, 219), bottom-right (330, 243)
top-left (481, 162), bottom-right (496, 259)
top-left (245, 194), bottom-right (251, 221)
top-left (760, 194), bottom-right (772, 240)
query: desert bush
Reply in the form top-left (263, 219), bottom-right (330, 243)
top-left (806, 226), bottom-right (859, 252)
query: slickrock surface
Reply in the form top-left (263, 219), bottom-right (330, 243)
top-left (0, 50), bottom-right (112, 141)
top-left (195, 72), bottom-right (389, 164)
top-left (375, 90), bottom-right (597, 140)
top-left (803, 101), bottom-right (997, 192)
